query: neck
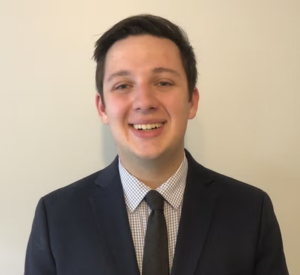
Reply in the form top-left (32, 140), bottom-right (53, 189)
top-left (119, 149), bottom-right (185, 189)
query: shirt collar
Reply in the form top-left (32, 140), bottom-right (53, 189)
top-left (119, 155), bottom-right (188, 212)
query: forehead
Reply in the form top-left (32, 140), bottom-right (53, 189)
top-left (104, 35), bottom-right (184, 77)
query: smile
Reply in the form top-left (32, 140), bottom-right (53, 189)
top-left (132, 123), bottom-right (164, 131)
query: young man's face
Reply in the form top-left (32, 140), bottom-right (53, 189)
top-left (96, 35), bottom-right (199, 162)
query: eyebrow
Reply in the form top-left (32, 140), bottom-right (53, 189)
top-left (107, 70), bottom-right (132, 82)
top-left (106, 67), bottom-right (181, 82)
top-left (152, 67), bottom-right (181, 77)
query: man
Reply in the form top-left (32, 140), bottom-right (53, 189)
top-left (25, 14), bottom-right (289, 275)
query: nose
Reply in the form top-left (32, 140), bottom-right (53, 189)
top-left (132, 84), bottom-right (159, 113)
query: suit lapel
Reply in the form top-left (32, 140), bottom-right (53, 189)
top-left (89, 157), bottom-right (140, 275)
top-left (171, 152), bottom-right (219, 275)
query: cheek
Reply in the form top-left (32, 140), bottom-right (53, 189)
top-left (167, 97), bottom-right (190, 117)
top-left (167, 102), bottom-right (191, 131)
top-left (105, 97), bottom-right (130, 121)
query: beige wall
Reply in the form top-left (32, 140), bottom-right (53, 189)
top-left (0, 0), bottom-right (299, 274)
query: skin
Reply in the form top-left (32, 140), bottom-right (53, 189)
top-left (96, 35), bottom-right (199, 189)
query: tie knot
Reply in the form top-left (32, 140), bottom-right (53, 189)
top-left (145, 190), bottom-right (164, 211)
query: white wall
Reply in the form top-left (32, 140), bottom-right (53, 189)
top-left (0, 0), bottom-right (299, 274)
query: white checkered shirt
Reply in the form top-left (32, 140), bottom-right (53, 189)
top-left (118, 156), bottom-right (188, 274)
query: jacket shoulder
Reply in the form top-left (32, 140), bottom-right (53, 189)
top-left (208, 167), bottom-right (265, 195)
top-left (42, 155), bottom-right (118, 201)
top-left (188, 154), bottom-right (267, 202)
top-left (41, 170), bottom-right (101, 206)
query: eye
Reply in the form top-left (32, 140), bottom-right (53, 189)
top-left (158, 81), bottom-right (173, 87)
top-left (115, 84), bottom-right (130, 90)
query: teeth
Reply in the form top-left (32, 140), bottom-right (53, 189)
top-left (133, 123), bottom-right (163, 130)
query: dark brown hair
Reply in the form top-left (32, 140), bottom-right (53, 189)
top-left (93, 14), bottom-right (197, 104)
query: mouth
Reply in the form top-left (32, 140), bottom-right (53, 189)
top-left (131, 123), bottom-right (164, 131)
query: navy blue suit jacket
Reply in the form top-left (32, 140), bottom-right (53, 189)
top-left (25, 151), bottom-right (288, 274)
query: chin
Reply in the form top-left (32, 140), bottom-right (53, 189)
top-left (131, 147), bottom-right (166, 161)
top-left (135, 151), bottom-right (162, 161)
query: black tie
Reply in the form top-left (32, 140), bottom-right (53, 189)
top-left (142, 190), bottom-right (169, 275)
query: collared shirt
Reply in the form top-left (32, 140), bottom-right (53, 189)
top-left (118, 156), bottom-right (188, 273)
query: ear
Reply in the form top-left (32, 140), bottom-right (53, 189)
top-left (95, 94), bottom-right (109, 124)
top-left (188, 87), bottom-right (200, 119)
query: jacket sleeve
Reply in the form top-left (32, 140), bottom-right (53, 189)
top-left (24, 198), bottom-right (56, 275)
top-left (254, 192), bottom-right (289, 275)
